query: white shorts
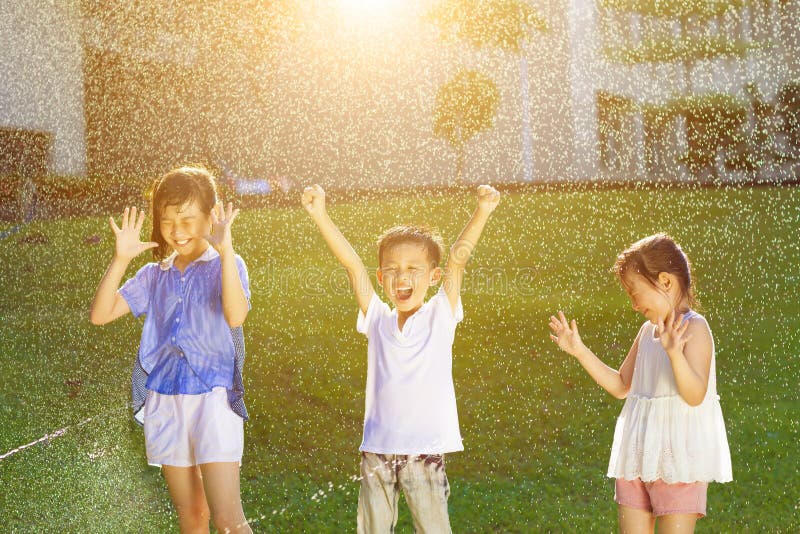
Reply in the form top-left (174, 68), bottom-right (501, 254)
top-left (143, 387), bottom-right (244, 467)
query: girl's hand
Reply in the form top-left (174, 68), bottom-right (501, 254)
top-left (206, 201), bottom-right (239, 255)
top-left (548, 311), bottom-right (586, 357)
top-left (476, 184), bottom-right (500, 214)
top-left (301, 184), bottom-right (327, 218)
top-left (658, 310), bottom-right (692, 358)
top-left (109, 207), bottom-right (158, 262)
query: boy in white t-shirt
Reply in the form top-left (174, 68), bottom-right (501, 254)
top-left (302, 184), bottom-right (500, 533)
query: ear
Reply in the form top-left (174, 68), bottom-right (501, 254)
top-left (376, 268), bottom-right (383, 285)
top-left (658, 272), bottom-right (672, 289)
top-left (430, 266), bottom-right (442, 284)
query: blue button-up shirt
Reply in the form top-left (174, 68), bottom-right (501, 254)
top-left (120, 247), bottom-right (251, 396)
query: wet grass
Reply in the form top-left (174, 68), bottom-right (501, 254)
top-left (0, 185), bottom-right (798, 532)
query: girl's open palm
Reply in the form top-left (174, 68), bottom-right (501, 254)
top-left (206, 201), bottom-right (239, 253)
top-left (658, 310), bottom-right (692, 357)
top-left (548, 311), bottom-right (585, 357)
top-left (109, 207), bottom-right (157, 261)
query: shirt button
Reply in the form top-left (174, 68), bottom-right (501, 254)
top-left (175, 317), bottom-right (180, 323)
top-left (177, 298), bottom-right (182, 303)
top-left (180, 277), bottom-right (185, 283)
top-left (171, 336), bottom-right (176, 342)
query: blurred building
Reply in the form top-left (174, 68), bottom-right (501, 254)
top-left (0, 0), bottom-right (577, 185)
top-left (1, 0), bottom-right (797, 184)
top-left (568, 0), bottom-right (800, 182)
top-left (0, 0), bottom-right (86, 176)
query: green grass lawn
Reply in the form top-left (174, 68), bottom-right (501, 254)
top-left (0, 186), bottom-right (798, 532)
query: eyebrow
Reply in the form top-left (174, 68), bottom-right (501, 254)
top-left (381, 263), bottom-right (426, 270)
top-left (162, 213), bottom-right (197, 220)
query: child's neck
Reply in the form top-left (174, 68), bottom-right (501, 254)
top-left (675, 297), bottom-right (691, 314)
top-left (173, 243), bottom-right (210, 272)
top-left (397, 305), bottom-right (422, 331)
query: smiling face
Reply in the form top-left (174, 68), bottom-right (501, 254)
top-left (614, 234), bottom-right (698, 323)
top-left (150, 167), bottom-right (218, 262)
top-left (159, 200), bottom-right (211, 262)
top-left (622, 272), bottom-right (683, 324)
top-left (377, 241), bottom-right (441, 315)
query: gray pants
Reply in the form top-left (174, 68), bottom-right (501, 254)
top-left (357, 452), bottom-right (452, 534)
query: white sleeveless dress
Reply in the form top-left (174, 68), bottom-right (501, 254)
top-left (607, 311), bottom-right (733, 483)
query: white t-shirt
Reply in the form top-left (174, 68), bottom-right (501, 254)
top-left (356, 285), bottom-right (464, 454)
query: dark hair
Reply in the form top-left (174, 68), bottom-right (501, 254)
top-left (149, 166), bottom-right (218, 261)
top-left (613, 233), bottom-right (699, 308)
top-left (378, 225), bottom-right (445, 267)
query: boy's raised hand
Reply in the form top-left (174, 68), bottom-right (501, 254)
top-left (476, 184), bottom-right (501, 214)
top-left (301, 184), bottom-right (326, 218)
top-left (206, 201), bottom-right (239, 255)
top-left (548, 311), bottom-right (586, 357)
top-left (109, 206), bottom-right (158, 262)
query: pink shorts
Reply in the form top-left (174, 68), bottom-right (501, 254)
top-left (615, 478), bottom-right (708, 518)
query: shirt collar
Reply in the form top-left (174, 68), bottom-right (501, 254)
top-left (159, 246), bottom-right (220, 271)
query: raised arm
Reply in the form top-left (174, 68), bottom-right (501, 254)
top-left (443, 185), bottom-right (500, 314)
top-left (549, 311), bottom-right (640, 399)
top-left (89, 207), bottom-right (157, 325)
top-left (301, 185), bottom-right (374, 314)
top-left (206, 201), bottom-right (249, 328)
top-left (658, 311), bottom-right (713, 406)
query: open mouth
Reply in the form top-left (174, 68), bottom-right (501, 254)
top-left (396, 286), bottom-right (413, 302)
top-left (174, 238), bottom-right (191, 247)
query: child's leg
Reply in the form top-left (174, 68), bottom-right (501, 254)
top-left (618, 504), bottom-right (655, 534)
top-left (357, 452), bottom-right (401, 533)
top-left (397, 454), bottom-right (451, 533)
top-left (657, 513), bottom-right (698, 534)
top-left (162, 465), bottom-right (211, 533)
top-left (648, 479), bottom-right (706, 533)
top-left (198, 462), bottom-right (252, 533)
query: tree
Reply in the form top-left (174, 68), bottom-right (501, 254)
top-left (777, 81), bottom-right (800, 156)
top-left (599, 0), bottom-right (765, 180)
top-left (428, 0), bottom-right (547, 182)
top-left (601, 0), bottom-right (757, 94)
top-left (679, 93), bottom-right (747, 181)
top-left (433, 70), bottom-right (500, 183)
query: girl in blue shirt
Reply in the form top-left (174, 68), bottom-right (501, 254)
top-left (90, 166), bottom-right (252, 533)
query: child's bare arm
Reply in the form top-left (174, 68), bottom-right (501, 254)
top-left (301, 185), bottom-right (374, 314)
top-left (90, 207), bottom-right (157, 325)
top-left (659, 312), bottom-right (713, 406)
top-left (443, 185), bottom-right (500, 314)
top-left (206, 201), bottom-right (249, 327)
top-left (549, 311), bottom-right (637, 399)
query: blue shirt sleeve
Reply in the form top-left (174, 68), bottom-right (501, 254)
top-left (119, 263), bottom-right (155, 318)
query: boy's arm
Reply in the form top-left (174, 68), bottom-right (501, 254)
top-left (90, 207), bottom-right (157, 325)
top-left (207, 202), bottom-right (249, 327)
top-left (302, 185), bottom-right (374, 314)
top-left (443, 185), bottom-right (500, 314)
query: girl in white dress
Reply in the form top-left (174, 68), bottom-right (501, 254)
top-left (549, 234), bottom-right (731, 533)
